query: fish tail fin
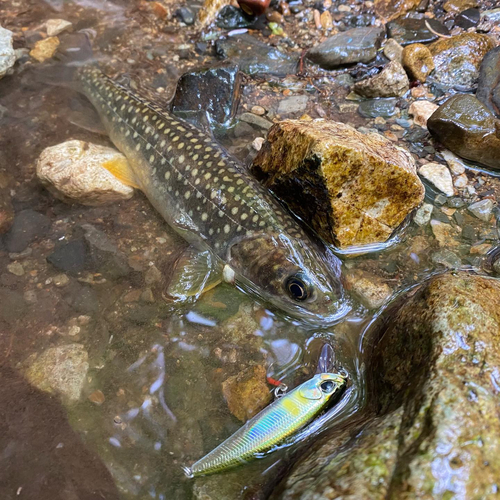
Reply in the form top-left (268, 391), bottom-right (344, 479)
top-left (181, 466), bottom-right (194, 479)
top-left (34, 31), bottom-right (96, 91)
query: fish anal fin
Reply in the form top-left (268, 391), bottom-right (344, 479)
top-left (101, 157), bottom-right (141, 189)
top-left (165, 247), bottom-right (222, 300)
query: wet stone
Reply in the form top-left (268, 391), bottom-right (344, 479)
top-left (418, 162), bottom-right (454, 196)
top-left (0, 26), bottom-right (15, 79)
top-left (443, 0), bottom-right (477, 12)
top-left (387, 17), bottom-right (448, 46)
top-left (455, 7), bottom-right (480, 29)
top-left (47, 239), bottom-right (88, 275)
top-left (430, 219), bottom-right (460, 247)
top-left (345, 270), bottom-right (392, 309)
top-left (383, 38), bottom-right (403, 64)
top-left (413, 202), bottom-right (433, 226)
top-left (358, 98), bottom-right (397, 118)
top-left (476, 46), bottom-right (500, 117)
top-left (307, 27), bottom-right (385, 70)
top-left (468, 199), bottom-right (494, 221)
top-left (277, 95), bottom-right (309, 116)
top-left (354, 61), bottom-right (409, 98)
top-left (373, 0), bottom-right (421, 22)
top-left (45, 19), bottom-right (72, 36)
top-left (238, 0), bottom-right (270, 16)
top-left (30, 36), bottom-right (60, 63)
top-left (408, 100), bottom-right (438, 127)
top-left (4, 209), bottom-right (51, 253)
top-left (402, 43), bottom-right (434, 83)
top-left (216, 6), bottom-right (254, 29)
top-left (240, 112), bottom-right (272, 130)
top-left (175, 6), bottom-right (195, 25)
top-left (215, 34), bottom-right (298, 76)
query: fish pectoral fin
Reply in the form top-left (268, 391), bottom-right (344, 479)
top-left (165, 247), bottom-right (223, 300)
top-left (68, 95), bottom-right (108, 135)
top-left (101, 156), bottom-right (141, 189)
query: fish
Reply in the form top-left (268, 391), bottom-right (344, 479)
top-left (182, 372), bottom-right (347, 477)
top-left (47, 35), bottom-right (350, 325)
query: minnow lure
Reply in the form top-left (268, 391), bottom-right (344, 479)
top-left (183, 372), bottom-right (346, 477)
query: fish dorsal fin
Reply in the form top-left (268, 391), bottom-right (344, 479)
top-left (101, 156), bottom-right (141, 189)
top-left (165, 247), bottom-right (223, 300)
top-left (299, 384), bottom-right (322, 400)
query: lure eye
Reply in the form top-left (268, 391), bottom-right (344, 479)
top-left (286, 276), bottom-right (308, 301)
top-left (320, 381), bottom-right (334, 393)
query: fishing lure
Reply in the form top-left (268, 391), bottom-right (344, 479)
top-left (183, 372), bottom-right (347, 477)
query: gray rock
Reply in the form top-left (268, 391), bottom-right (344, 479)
top-left (47, 239), bottom-right (88, 275)
top-left (240, 112), bottom-right (272, 130)
top-left (468, 199), bottom-right (494, 221)
top-left (277, 95), bottom-right (309, 116)
top-left (387, 17), bottom-right (448, 46)
top-left (455, 8), bottom-right (480, 29)
top-left (431, 248), bottom-right (461, 268)
top-left (0, 26), bottom-right (15, 79)
top-left (307, 27), bottom-right (385, 69)
top-left (354, 61), bottom-right (409, 98)
top-left (0, 288), bottom-right (27, 325)
top-left (176, 6), bottom-right (195, 25)
top-left (4, 209), bottom-right (51, 253)
top-left (24, 344), bottom-right (89, 402)
top-left (476, 46), bottom-right (500, 117)
top-left (413, 202), bottom-right (433, 226)
top-left (358, 98), bottom-right (397, 118)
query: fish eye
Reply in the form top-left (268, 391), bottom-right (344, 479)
top-left (320, 381), bottom-right (334, 393)
top-left (285, 275), bottom-right (309, 302)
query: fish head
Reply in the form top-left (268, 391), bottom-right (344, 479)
top-left (298, 373), bottom-right (347, 402)
top-left (228, 233), bottom-right (349, 325)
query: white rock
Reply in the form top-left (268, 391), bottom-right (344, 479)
top-left (0, 26), bottom-right (16, 79)
top-left (468, 199), bottom-right (494, 222)
top-left (418, 163), bottom-right (454, 197)
top-left (45, 19), bottom-right (73, 37)
top-left (441, 149), bottom-right (466, 175)
top-left (37, 140), bottom-right (135, 206)
top-left (252, 137), bottom-right (265, 151)
top-left (409, 100), bottom-right (439, 128)
top-left (414, 203), bottom-right (433, 226)
top-left (454, 173), bottom-right (468, 188)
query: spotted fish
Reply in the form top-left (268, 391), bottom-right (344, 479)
top-left (183, 372), bottom-right (347, 477)
top-left (65, 62), bottom-right (348, 324)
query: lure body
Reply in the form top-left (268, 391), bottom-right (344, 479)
top-left (184, 372), bottom-right (346, 477)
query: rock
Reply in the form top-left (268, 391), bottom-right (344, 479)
top-left (408, 99), bottom-right (438, 127)
top-left (279, 272), bottom-right (500, 499)
top-left (418, 162), bottom-right (454, 196)
top-left (430, 219), bottom-right (460, 246)
top-left (427, 94), bottom-right (500, 170)
top-left (30, 36), bottom-right (60, 63)
top-left (216, 5), bottom-right (255, 29)
top-left (382, 38), bottom-right (403, 63)
top-left (238, 0), bottom-right (270, 16)
top-left (4, 209), bottom-right (51, 253)
top-left (36, 140), bottom-right (135, 205)
top-left (47, 240), bottom-right (88, 275)
top-left (171, 65), bottom-right (241, 128)
top-left (455, 7), bottom-right (480, 29)
top-left (443, 0), bottom-right (477, 13)
top-left (413, 202), bottom-right (433, 226)
top-left (221, 365), bottom-right (271, 422)
top-left (144, 264), bottom-right (162, 285)
top-left (387, 17), bottom-right (448, 46)
top-left (252, 120), bottom-right (424, 249)
top-left (441, 149), bottom-right (466, 175)
top-left (354, 61), bottom-right (409, 98)
top-left (482, 8), bottom-right (500, 23)
top-left (7, 262), bottom-right (24, 276)
top-left (277, 95), bottom-right (309, 116)
top-left (0, 288), bottom-right (27, 325)
top-left (307, 27), bottom-right (385, 70)
top-left (0, 189), bottom-right (14, 234)
top-left (252, 137), bottom-right (265, 151)
top-left (431, 248), bottom-right (461, 268)
top-left (0, 26), bottom-right (16, 79)
top-left (402, 43), bottom-right (434, 82)
top-left (53, 273), bottom-right (70, 287)
top-left (240, 112), bottom-right (272, 130)
top-left (24, 344), bottom-right (89, 402)
top-left (175, 6), bottom-right (195, 25)
top-left (429, 33), bottom-right (494, 88)
top-left (468, 199), bottom-right (494, 221)
top-left (476, 46), bottom-right (500, 117)
top-left (215, 34), bottom-right (298, 77)
top-left (45, 19), bottom-right (72, 36)
top-left (373, 0), bottom-right (421, 22)
top-left (198, 0), bottom-right (231, 26)
top-left (345, 270), bottom-right (392, 309)
top-left (358, 98), bottom-right (397, 118)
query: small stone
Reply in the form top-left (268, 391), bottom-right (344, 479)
top-left (216, 5), bottom-right (255, 29)
top-left (431, 248), bottom-right (461, 268)
top-left (414, 203), bottom-right (433, 226)
top-left (402, 44), bottom-right (435, 83)
top-left (354, 61), bottom-right (409, 98)
top-left (345, 270), bottom-right (392, 309)
top-left (23, 290), bottom-right (37, 304)
top-left (45, 19), bottom-right (72, 36)
top-left (443, 0), bottom-right (477, 13)
top-left (0, 26), bottom-right (16, 79)
top-left (454, 173), bottom-right (469, 188)
top-left (358, 98), bottom-right (398, 118)
top-left (470, 243), bottom-right (492, 255)
top-left (320, 10), bottom-right (333, 29)
top-left (277, 95), bottom-right (309, 116)
top-left (252, 137), bottom-right (265, 151)
top-left (338, 4), bottom-right (351, 11)
top-left (145, 264), bottom-right (162, 285)
top-left (7, 262), bottom-right (24, 276)
top-left (251, 105), bottom-right (266, 116)
top-left (418, 163), bottom-right (454, 196)
top-left (387, 17), bottom-right (448, 45)
top-left (240, 112), bottom-right (272, 130)
top-left (47, 240), bottom-right (88, 275)
top-left (140, 288), bottom-right (155, 303)
top-left (4, 210), bottom-right (51, 253)
top-left (468, 199), bottom-right (494, 221)
top-left (237, 0), bottom-right (270, 16)
top-left (175, 6), bottom-right (195, 25)
top-left (37, 140), bottom-right (134, 206)
top-left (408, 100), bottom-right (438, 128)
top-left (30, 36), bottom-right (60, 63)
top-left (88, 390), bottom-right (105, 405)
top-left (441, 149), bottom-right (466, 175)
top-left (383, 39), bottom-right (403, 64)
top-left (222, 365), bottom-right (271, 422)
top-left (24, 344), bottom-right (89, 402)
top-left (455, 8), bottom-right (481, 29)
top-left (430, 219), bottom-right (460, 247)
top-left (374, 0), bottom-right (421, 22)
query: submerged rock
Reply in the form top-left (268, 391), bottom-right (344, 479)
top-left (476, 46), bottom-right (500, 117)
top-left (354, 61), bottom-right (409, 98)
top-left (418, 162), bottom-right (454, 196)
top-left (171, 65), bottom-right (241, 127)
top-left (24, 344), bottom-right (89, 402)
top-left (427, 94), bottom-right (500, 170)
top-left (37, 140), bottom-right (135, 205)
top-left (30, 36), bottom-right (60, 63)
top-left (430, 33), bottom-right (494, 88)
top-left (0, 189), bottom-right (13, 234)
top-left (4, 209), bottom-right (51, 253)
top-left (222, 365), bottom-right (271, 422)
top-left (307, 27), bottom-right (385, 69)
top-left (387, 17), bottom-right (448, 46)
top-left (345, 270), bottom-right (392, 309)
top-left (252, 120), bottom-right (424, 249)
top-left (358, 97), bottom-right (397, 118)
top-left (402, 43), bottom-right (434, 82)
top-left (0, 26), bottom-right (16, 79)
top-left (45, 19), bottom-right (72, 36)
top-left (279, 272), bottom-right (500, 499)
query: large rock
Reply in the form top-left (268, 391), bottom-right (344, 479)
top-left (430, 33), bottom-right (494, 88)
top-left (427, 94), bottom-right (500, 170)
top-left (476, 46), bottom-right (500, 117)
top-left (278, 272), bottom-right (500, 499)
top-left (307, 27), bottom-right (385, 70)
top-left (353, 61), bottom-right (409, 98)
top-left (0, 26), bottom-right (15, 79)
top-left (251, 120), bottom-right (424, 249)
top-left (37, 140), bottom-right (135, 205)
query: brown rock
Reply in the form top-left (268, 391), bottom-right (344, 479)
top-left (345, 270), bottom-right (392, 309)
top-left (354, 61), bottom-right (409, 98)
top-left (408, 100), bottom-right (438, 127)
top-left (443, 0), bottom-right (477, 12)
top-left (252, 120), bottom-right (425, 249)
top-left (30, 36), bottom-right (60, 63)
top-left (238, 0), bottom-right (270, 15)
top-left (222, 365), bottom-right (271, 422)
top-left (402, 43), bottom-right (435, 82)
top-left (373, 0), bottom-right (421, 22)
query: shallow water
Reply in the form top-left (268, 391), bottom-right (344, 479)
top-left (1, 0), bottom-right (499, 499)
